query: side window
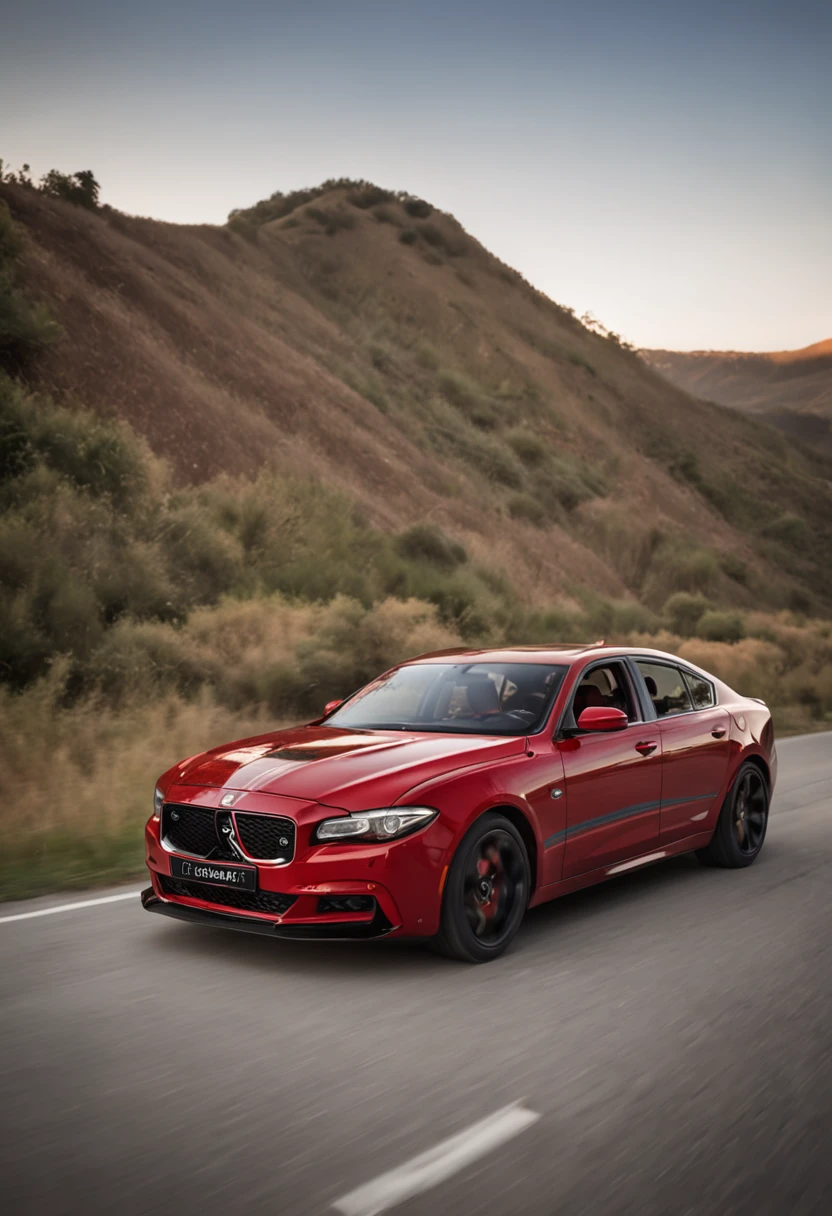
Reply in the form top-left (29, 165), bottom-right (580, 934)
top-left (573, 662), bottom-right (638, 722)
top-left (684, 671), bottom-right (715, 709)
top-left (636, 661), bottom-right (693, 718)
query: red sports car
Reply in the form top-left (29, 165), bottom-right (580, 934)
top-left (142, 644), bottom-right (775, 962)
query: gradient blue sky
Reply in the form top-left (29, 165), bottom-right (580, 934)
top-left (2, 0), bottom-right (829, 349)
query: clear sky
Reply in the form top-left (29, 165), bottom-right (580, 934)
top-left (1, 0), bottom-right (829, 350)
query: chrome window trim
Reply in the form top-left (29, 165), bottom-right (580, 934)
top-left (632, 657), bottom-right (719, 719)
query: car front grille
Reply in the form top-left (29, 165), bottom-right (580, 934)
top-left (161, 804), bottom-right (296, 862)
top-left (234, 812), bottom-right (295, 861)
top-left (159, 875), bottom-right (296, 916)
top-left (162, 804), bottom-right (223, 858)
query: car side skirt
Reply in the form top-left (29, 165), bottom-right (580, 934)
top-left (528, 830), bottom-right (714, 908)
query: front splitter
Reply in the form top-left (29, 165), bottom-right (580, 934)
top-left (141, 888), bottom-right (397, 940)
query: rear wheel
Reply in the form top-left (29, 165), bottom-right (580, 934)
top-left (432, 812), bottom-right (530, 963)
top-left (697, 762), bottom-right (769, 868)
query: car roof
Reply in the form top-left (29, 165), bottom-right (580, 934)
top-left (403, 644), bottom-right (695, 667)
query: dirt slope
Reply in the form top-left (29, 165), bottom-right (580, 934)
top-left (3, 180), bottom-right (831, 613)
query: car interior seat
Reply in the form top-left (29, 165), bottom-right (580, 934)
top-left (464, 675), bottom-right (501, 717)
top-left (573, 683), bottom-right (606, 716)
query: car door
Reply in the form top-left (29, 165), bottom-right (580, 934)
top-left (558, 659), bottom-right (663, 878)
top-left (632, 660), bottom-right (731, 844)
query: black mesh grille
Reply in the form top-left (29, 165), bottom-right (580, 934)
top-left (161, 804), bottom-right (223, 858)
top-left (159, 875), bottom-right (296, 916)
top-left (317, 895), bottom-right (376, 914)
top-left (234, 812), bottom-right (296, 861)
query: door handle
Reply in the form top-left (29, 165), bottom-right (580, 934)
top-left (711, 727), bottom-right (727, 739)
top-left (635, 741), bottom-right (658, 756)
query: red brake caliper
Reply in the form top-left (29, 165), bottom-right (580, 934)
top-left (477, 847), bottom-right (502, 921)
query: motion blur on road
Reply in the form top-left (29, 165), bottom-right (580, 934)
top-left (2, 732), bottom-right (830, 1216)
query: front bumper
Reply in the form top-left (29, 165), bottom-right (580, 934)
top-left (143, 791), bottom-right (449, 940)
top-left (141, 888), bottom-right (396, 939)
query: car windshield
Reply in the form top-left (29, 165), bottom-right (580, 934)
top-left (325, 662), bottom-right (568, 736)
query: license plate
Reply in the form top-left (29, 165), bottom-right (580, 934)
top-left (170, 855), bottom-right (257, 891)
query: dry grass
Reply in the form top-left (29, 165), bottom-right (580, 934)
top-left (0, 669), bottom-right (272, 899)
top-left (0, 596), bottom-right (459, 899)
top-left (2, 603), bottom-right (829, 901)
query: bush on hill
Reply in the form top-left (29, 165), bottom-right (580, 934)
top-left (0, 202), bottom-right (61, 372)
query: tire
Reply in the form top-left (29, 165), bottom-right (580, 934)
top-left (697, 762), bottom-right (769, 869)
top-left (432, 811), bottom-right (530, 963)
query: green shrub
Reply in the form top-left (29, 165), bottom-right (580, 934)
top-left (437, 369), bottom-right (499, 429)
top-left (159, 504), bottom-right (244, 604)
top-left (428, 423), bottom-right (523, 489)
top-left (342, 367), bottom-right (388, 412)
top-left (399, 229), bottom-right (418, 246)
top-left (227, 178), bottom-right (376, 227)
top-left (0, 375), bottom-right (150, 511)
top-left (507, 493), bottom-right (546, 526)
top-left (537, 454), bottom-right (606, 511)
top-left (762, 514), bottom-right (811, 549)
top-left (567, 351), bottom-right (596, 375)
top-left (644, 540), bottom-right (720, 602)
top-left (39, 168), bottom-right (100, 209)
top-left (697, 610), bottom-right (746, 643)
top-left (720, 553), bottom-right (749, 585)
top-left (347, 185), bottom-right (395, 209)
top-left (227, 215), bottom-right (259, 242)
top-left (0, 204), bottom-right (62, 372)
top-left (664, 591), bottom-right (710, 636)
top-left (368, 343), bottom-right (391, 372)
top-left (394, 523), bottom-right (467, 569)
top-left (505, 429), bottom-right (549, 467)
top-left (416, 342), bottom-right (440, 370)
top-left (403, 198), bottom-right (433, 218)
top-left (670, 451), bottom-right (702, 486)
top-left (583, 594), bottom-right (659, 637)
top-left (306, 205), bottom-right (356, 235)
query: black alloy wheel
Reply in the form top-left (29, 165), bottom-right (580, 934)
top-left (432, 811), bottom-right (530, 963)
top-left (698, 761), bottom-right (769, 868)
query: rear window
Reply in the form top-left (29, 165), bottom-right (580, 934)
top-left (636, 661), bottom-right (693, 718)
top-left (684, 671), bottom-right (715, 709)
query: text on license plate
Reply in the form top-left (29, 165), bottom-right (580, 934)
top-left (170, 855), bottom-right (257, 891)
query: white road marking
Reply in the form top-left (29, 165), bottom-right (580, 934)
top-left (332, 1101), bottom-right (540, 1216)
top-left (0, 890), bottom-right (142, 925)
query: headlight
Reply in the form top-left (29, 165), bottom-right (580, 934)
top-left (315, 807), bottom-right (437, 843)
top-left (152, 786), bottom-right (164, 820)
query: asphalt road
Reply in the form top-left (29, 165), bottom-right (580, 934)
top-left (2, 732), bottom-right (831, 1216)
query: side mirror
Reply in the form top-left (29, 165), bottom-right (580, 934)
top-left (576, 706), bottom-right (629, 732)
top-left (323, 699), bottom-right (342, 717)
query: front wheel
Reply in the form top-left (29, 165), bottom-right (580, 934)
top-left (432, 811), bottom-right (530, 963)
top-left (697, 762), bottom-right (769, 868)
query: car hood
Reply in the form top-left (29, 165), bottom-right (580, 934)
top-left (172, 725), bottom-right (527, 811)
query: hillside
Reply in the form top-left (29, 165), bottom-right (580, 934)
top-left (643, 340), bottom-right (832, 454)
top-left (3, 178), bottom-right (831, 621)
top-left (3, 175), bottom-right (832, 897)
